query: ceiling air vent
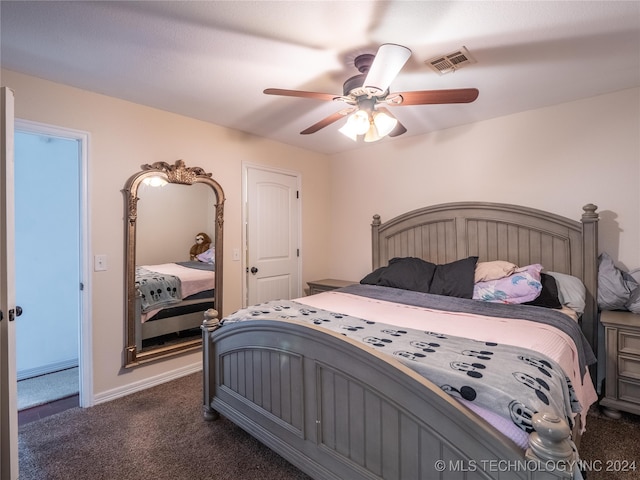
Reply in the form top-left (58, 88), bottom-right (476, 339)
top-left (425, 46), bottom-right (476, 75)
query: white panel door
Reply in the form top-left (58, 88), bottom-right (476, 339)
top-left (1, 86), bottom-right (19, 480)
top-left (246, 167), bottom-right (300, 305)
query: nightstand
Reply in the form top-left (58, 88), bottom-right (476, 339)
top-left (600, 310), bottom-right (640, 419)
top-left (307, 279), bottom-right (356, 295)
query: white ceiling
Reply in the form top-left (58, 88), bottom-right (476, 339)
top-left (1, 1), bottom-right (639, 155)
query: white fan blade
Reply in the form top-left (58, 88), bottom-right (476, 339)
top-left (363, 44), bottom-right (411, 94)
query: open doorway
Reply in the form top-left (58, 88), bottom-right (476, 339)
top-left (14, 121), bottom-right (90, 421)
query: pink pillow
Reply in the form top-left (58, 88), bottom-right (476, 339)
top-left (474, 260), bottom-right (518, 282)
top-left (473, 264), bottom-right (543, 304)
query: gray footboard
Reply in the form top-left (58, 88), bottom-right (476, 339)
top-left (202, 318), bottom-right (576, 480)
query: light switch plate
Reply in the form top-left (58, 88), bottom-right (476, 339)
top-left (94, 254), bottom-right (108, 271)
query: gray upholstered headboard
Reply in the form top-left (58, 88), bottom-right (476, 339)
top-left (371, 202), bottom-right (599, 374)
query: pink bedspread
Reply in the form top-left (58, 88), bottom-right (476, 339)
top-left (140, 263), bottom-right (214, 322)
top-left (297, 290), bottom-right (597, 449)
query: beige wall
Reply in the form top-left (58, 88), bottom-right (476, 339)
top-left (2, 69), bottom-right (332, 396)
top-left (136, 182), bottom-right (213, 265)
top-left (328, 87), bottom-right (640, 281)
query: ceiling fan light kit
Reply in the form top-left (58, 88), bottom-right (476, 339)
top-left (364, 125), bottom-right (381, 143)
top-left (339, 110), bottom-right (370, 140)
top-left (372, 111), bottom-right (397, 137)
top-left (264, 43), bottom-right (479, 143)
top-left (339, 108), bottom-right (398, 143)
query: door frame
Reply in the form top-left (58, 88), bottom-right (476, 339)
top-left (15, 119), bottom-right (93, 408)
top-left (1, 85), bottom-right (18, 480)
top-left (241, 162), bottom-right (302, 308)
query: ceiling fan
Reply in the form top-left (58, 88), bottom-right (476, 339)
top-left (264, 44), bottom-right (479, 142)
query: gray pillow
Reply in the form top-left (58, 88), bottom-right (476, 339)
top-left (360, 257), bottom-right (436, 293)
top-left (429, 256), bottom-right (478, 299)
top-left (625, 268), bottom-right (640, 314)
top-left (597, 252), bottom-right (638, 311)
top-left (546, 271), bottom-right (586, 314)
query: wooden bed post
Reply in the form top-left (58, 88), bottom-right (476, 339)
top-left (201, 308), bottom-right (221, 421)
top-left (371, 214), bottom-right (381, 269)
top-left (580, 203), bottom-right (599, 384)
top-left (525, 412), bottom-right (575, 479)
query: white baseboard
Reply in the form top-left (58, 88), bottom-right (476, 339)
top-left (17, 358), bottom-right (79, 381)
top-left (92, 362), bottom-right (202, 406)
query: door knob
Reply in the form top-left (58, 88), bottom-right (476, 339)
top-left (250, 267), bottom-right (258, 275)
top-left (9, 306), bottom-right (23, 322)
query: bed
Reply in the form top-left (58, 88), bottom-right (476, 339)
top-left (135, 260), bottom-right (214, 351)
top-left (202, 202), bottom-right (599, 480)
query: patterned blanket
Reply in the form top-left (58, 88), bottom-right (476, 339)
top-left (341, 284), bottom-right (596, 378)
top-left (222, 299), bottom-right (581, 434)
top-left (135, 266), bottom-right (182, 313)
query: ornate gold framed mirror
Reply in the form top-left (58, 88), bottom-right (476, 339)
top-left (123, 160), bottom-right (224, 367)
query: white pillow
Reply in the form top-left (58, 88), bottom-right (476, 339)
top-left (546, 271), bottom-right (586, 315)
top-left (196, 247), bottom-right (215, 264)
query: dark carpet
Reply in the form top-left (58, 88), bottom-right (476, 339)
top-left (18, 372), bottom-right (639, 480)
top-left (19, 373), bottom-right (311, 480)
top-left (578, 407), bottom-right (640, 480)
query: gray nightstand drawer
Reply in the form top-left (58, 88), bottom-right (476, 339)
top-left (601, 310), bottom-right (640, 417)
top-left (619, 378), bottom-right (640, 405)
top-left (619, 330), bottom-right (640, 356)
top-left (619, 355), bottom-right (640, 381)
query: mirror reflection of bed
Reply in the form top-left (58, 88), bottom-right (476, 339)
top-left (135, 182), bottom-right (215, 351)
top-left (123, 160), bottom-right (225, 367)
top-left (136, 259), bottom-right (214, 351)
